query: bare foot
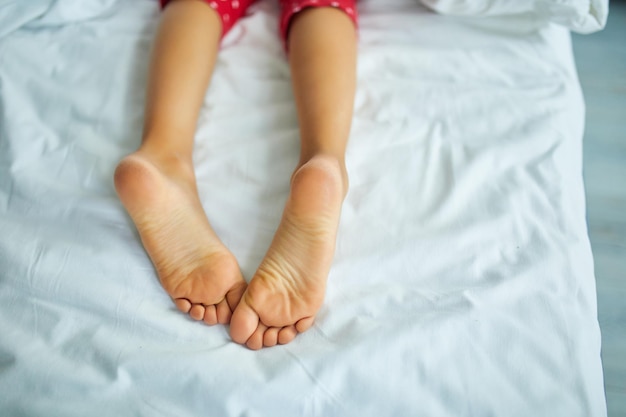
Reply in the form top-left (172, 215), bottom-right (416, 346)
top-left (230, 154), bottom-right (346, 349)
top-left (114, 150), bottom-right (246, 324)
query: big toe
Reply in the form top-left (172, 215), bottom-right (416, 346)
top-left (225, 281), bottom-right (247, 312)
top-left (230, 296), bottom-right (260, 345)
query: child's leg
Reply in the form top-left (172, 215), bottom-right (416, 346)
top-left (231, 6), bottom-right (357, 349)
top-left (114, 0), bottom-right (246, 324)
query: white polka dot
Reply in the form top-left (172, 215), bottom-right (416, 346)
top-left (209, 1), bottom-right (218, 8)
top-left (293, 6), bottom-right (301, 12)
top-left (232, 0), bottom-right (239, 8)
top-left (346, 7), bottom-right (353, 14)
top-left (331, 2), bottom-right (340, 7)
top-left (224, 13), bottom-right (230, 21)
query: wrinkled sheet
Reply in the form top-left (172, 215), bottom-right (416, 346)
top-left (420, 0), bottom-right (608, 34)
top-left (0, 0), bottom-right (606, 415)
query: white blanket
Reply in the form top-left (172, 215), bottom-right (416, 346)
top-left (0, 0), bottom-right (606, 415)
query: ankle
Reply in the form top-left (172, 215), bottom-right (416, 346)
top-left (295, 153), bottom-right (349, 198)
top-left (118, 147), bottom-right (196, 187)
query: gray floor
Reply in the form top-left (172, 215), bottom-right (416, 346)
top-left (572, 1), bottom-right (626, 415)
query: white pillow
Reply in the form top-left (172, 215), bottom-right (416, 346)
top-left (419, 0), bottom-right (608, 33)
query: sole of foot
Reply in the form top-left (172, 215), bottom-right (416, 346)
top-left (230, 154), bottom-right (346, 349)
top-left (114, 150), bottom-right (246, 324)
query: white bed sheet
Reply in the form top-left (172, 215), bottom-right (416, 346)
top-left (0, 0), bottom-right (606, 415)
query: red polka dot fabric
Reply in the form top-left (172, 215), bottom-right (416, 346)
top-left (159, 0), bottom-right (358, 42)
top-left (278, 0), bottom-right (358, 40)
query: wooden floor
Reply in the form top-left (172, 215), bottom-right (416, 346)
top-left (572, 2), bottom-right (626, 415)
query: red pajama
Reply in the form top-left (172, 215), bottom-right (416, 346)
top-left (160, 0), bottom-right (358, 41)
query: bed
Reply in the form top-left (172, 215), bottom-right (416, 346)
top-left (0, 0), bottom-right (608, 415)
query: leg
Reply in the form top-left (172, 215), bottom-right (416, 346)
top-left (114, 0), bottom-right (246, 324)
top-left (230, 6), bottom-right (357, 349)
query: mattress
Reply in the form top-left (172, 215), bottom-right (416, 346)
top-left (0, 0), bottom-right (607, 415)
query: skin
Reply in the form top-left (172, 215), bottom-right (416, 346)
top-left (114, 0), bottom-right (356, 349)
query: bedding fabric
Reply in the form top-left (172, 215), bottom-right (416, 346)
top-left (0, 0), bottom-right (606, 416)
top-left (420, 0), bottom-right (608, 33)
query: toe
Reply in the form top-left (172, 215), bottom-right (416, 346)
top-left (175, 298), bottom-right (192, 313)
top-left (225, 281), bottom-right (247, 312)
top-left (189, 304), bottom-right (205, 321)
top-left (263, 327), bottom-right (280, 347)
top-left (203, 304), bottom-right (218, 325)
top-left (215, 298), bottom-right (232, 324)
top-left (246, 323), bottom-right (267, 351)
top-left (295, 316), bottom-right (315, 333)
top-left (278, 325), bottom-right (297, 345)
top-left (230, 295), bottom-right (260, 345)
